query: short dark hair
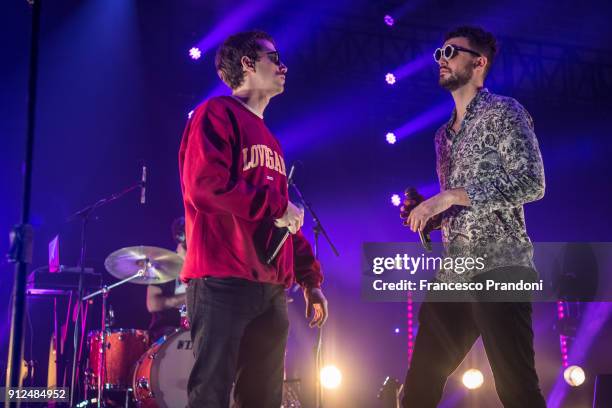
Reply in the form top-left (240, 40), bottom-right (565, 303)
top-left (215, 30), bottom-right (275, 89)
top-left (444, 26), bottom-right (498, 75)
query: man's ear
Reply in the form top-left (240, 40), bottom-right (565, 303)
top-left (241, 55), bottom-right (256, 73)
top-left (475, 56), bottom-right (488, 71)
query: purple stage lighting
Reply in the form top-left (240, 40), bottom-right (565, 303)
top-left (407, 292), bottom-right (414, 365)
top-left (384, 15), bottom-right (395, 26)
top-left (385, 132), bottom-right (397, 144)
top-left (392, 54), bottom-right (430, 82)
top-left (394, 327), bottom-right (400, 334)
top-left (391, 194), bottom-right (401, 207)
top-left (189, 47), bottom-right (202, 60)
top-left (385, 73), bottom-right (396, 85)
top-left (392, 101), bottom-right (453, 142)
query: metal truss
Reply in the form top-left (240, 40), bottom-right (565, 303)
top-left (291, 16), bottom-right (612, 106)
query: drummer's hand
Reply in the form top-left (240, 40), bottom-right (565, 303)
top-left (304, 287), bottom-right (328, 328)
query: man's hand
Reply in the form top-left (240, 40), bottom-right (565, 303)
top-left (399, 188), bottom-right (425, 225)
top-left (274, 201), bottom-right (304, 234)
top-left (407, 191), bottom-right (453, 233)
top-left (304, 287), bottom-right (328, 328)
top-left (400, 187), bottom-right (440, 233)
top-left (406, 188), bottom-right (470, 232)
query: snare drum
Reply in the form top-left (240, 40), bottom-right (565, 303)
top-left (132, 329), bottom-right (195, 408)
top-left (87, 329), bottom-right (150, 390)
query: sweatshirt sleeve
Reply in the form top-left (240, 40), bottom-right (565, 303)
top-left (464, 99), bottom-right (545, 212)
top-left (180, 100), bottom-right (288, 220)
top-left (292, 230), bottom-right (323, 289)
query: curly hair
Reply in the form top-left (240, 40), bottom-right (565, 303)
top-left (445, 26), bottom-right (498, 75)
top-left (215, 30), bottom-right (276, 89)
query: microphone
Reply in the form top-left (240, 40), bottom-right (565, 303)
top-left (265, 164), bottom-right (296, 264)
top-left (287, 164), bottom-right (295, 185)
top-left (140, 166), bottom-right (147, 204)
top-left (404, 187), bottom-right (433, 252)
top-left (418, 230), bottom-right (432, 252)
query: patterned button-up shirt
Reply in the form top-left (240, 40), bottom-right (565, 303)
top-left (434, 88), bottom-right (545, 282)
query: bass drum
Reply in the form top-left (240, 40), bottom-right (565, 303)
top-left (132, 329), bottom-right (194, 408)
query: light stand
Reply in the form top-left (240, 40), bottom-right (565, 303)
top-left (5, 1), bottom-right (41, 407)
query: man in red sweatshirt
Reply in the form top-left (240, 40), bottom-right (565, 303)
top-left (179, 30), bottom-right (328, 408)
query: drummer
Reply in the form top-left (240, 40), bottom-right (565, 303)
top-left (146, 217), bottom-right (187, 341)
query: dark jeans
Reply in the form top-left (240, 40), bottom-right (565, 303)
top-left (186, 277), bottom-right (289, 408)
top-left (402, 275), bottom-right (547, 407)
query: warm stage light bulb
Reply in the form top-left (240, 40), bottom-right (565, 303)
top-left (462, 369), bottom-right (484, 390)
top-left (564, 365), bottom-right (585, 387)
top-left (321, 365), bottom-right (342, 389)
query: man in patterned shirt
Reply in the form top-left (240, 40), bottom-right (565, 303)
top-left (399, 26), bottom-right (547, 407)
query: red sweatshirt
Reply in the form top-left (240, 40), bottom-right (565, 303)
top-left (178, 96), bottom-right (322, 289)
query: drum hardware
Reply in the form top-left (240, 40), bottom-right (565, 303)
top-left (136, 377), bottom-right (150, 391)
top-left (82, 269), bottom-right (148, 407)
top-left (179, 304), bottom-right (190, 330)
top-left (135, 377), bottom-right (154, 401)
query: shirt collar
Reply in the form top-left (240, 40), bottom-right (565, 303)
top-left (445, 87), bottom-right (489, 133)
top-left (230, 95), bottom-right (264, 119)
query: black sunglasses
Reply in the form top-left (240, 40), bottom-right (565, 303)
top-left (433, 44), bottom-right (481, 62)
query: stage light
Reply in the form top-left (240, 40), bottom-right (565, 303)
top-left (462, 369), bottom-right (484, 390)
top-left (384, 15), bottom-right (395, 26)
top-left (407, 291), bottom-right (414, 364)
top-left (391, 194), bottom-right (401, 207)
top-left (321, 365), bottom-right (342, 389)
top-left (564, 365), bottom-right (585, 387)
top-left (187, 110), bottom-right (194, 119)
top-left (386, 132), bottom-right (397, 144)
top-left (189, 47), bottom-right (202, 60)
top-left (394, 327), bottom-right (400, 334)
top-left (385, 73), bottom-right (396, 85)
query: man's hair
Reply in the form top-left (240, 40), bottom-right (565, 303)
top-left (444, 26), bottom-right (498, 76)
top-left (215, 30), bottom-right (275, 89)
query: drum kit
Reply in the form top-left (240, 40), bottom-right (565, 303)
top-left (80, 245), bottom-right (301, 408)
top-left (81, 245), bottom-right (194, 408)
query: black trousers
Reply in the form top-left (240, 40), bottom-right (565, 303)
top-left (402, 273), bottom-right (547, 407)
top-left (186, 277), bottom-right (289, 408)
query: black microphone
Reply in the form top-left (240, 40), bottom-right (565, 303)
top-left (140, 165), bottom-right (147, 204)
top-left (266, 164), bottom-right (296, 264)
top-left (404, 187), bottom-right (432, 252)
top-left (419, 230), bottom-right (432, 252)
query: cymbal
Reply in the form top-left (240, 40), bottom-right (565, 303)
top-left (104, 246), bottom-right (183, 285)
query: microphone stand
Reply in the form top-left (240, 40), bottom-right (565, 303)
top-left (67, 179), bottom-right (144, 407)
top-left (289, 179), bottom-right (338, 408)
